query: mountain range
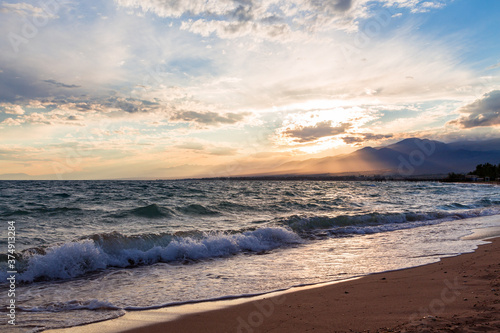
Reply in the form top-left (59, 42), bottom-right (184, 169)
top-left (254, 138), bottom-right (500, 177)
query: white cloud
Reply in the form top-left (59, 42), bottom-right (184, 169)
top-left (180, 18), bottom-right (293, 40)
top-left (1, 117), bottom-right (23, 126)
top-left (273, 107), bottom-right (377, 152)
top-left (0, 2), bottom-right (59, 18)
top-left (1, 103), bottom-right (25, 115)
top-left (116, 0), bottom-right (451, 40)
top-left (383, 0), bottom-right (447, 12)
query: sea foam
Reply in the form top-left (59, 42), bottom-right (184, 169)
top-left (10, 227), bottom-right (302, 283)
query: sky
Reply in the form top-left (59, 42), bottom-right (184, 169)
top-left (0, 0), bottom-right (499, 179)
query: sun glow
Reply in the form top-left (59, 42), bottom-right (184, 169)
top-left (272, 106), bottom-right (377, 153)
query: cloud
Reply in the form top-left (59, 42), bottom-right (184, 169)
top-left (209, 147), bottom-right (238, 156)
top-left (0, 103), bottom-right (25, 115)
top-left (17, 112), bottom-right (52, 125)
top-left (115, 0), bottom-right (230, 18)
top-left (448, 90), bottom-right (500, 128)
top-left (115, 0), bottom-right (359, 40)
top-left (0, 9), bottom-right (135, 102)
top-left (0, 2), bottom-right (59, 18)
top-left (307, 0), bottom-right (354, 13)
top-left (416, 1), bottom-right (446, 12)
top-left (170, 111), bottom-right (250, 125)
top-left (284, 121), bottom-right (351, 143)
top-left (342, 133), bottom-right (393, 144)
top-left (0, 107), bottom-right (93, 127)
top-left (0, 69), bottom-right (56, 102)
top-left (1, 117), bottom-right (23, 126)
top-left (385, 0), bottom-right (448, 12)
top-left (43, 79), bottom-right (81, 89)
top-left (113, 99), bottom-right (148, 113)
top-left (116, 0), bottom-right (450, 40)
top-left (180, 18), bottom-right (292, 40)
top-left (66, 115), bottom-right (84, 121)
top-left (176, 142), bottom-right (205, 150)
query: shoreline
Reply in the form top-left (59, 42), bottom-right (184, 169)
top-left (47, 233), bottom-right (500, 333)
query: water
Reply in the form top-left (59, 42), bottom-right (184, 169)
top-left (0, 180), bottom-right (499, 332)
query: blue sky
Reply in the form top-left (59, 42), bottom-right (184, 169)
top-left (0, 0), bottom-right (499, 179)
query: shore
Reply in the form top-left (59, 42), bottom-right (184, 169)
top-left (48, 234), bottom-right (500, 333)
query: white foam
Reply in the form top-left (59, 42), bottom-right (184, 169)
top-left (20, 240), bottom-right (108, 282)
top-left (14, 227), bottom-right (302, 283)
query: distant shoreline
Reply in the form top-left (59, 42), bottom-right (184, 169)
top-left (1, 176), bottom-right (499, 183)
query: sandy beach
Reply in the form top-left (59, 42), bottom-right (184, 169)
top-left (47, 234), bottom-right (500, 333)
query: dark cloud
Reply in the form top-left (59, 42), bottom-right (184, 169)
top-left (171, 111), bottom-right (250, 125)
top-left (333, 0), bottom-right (354, 12)
top-left (102, 97), bottom-right (159, 113)
top-left (342, 133), bottom-right (393, 144)
top-left (260, 15), bottom-right (282, 24)
top-left (0, 94), bottom-right (163, 115)
top-left (115, 100), bottom-right (142, 113)
top-left (0, 69), bottom-right (87, 103)
top-left (448, 90), bottom-right (500, 128)
top-left (285, 121), bottom-right (351, 142)
top-left (43, 79), bottom-right (81, 89)
top-left (342, 136), bottom-right (363, 144)
top-left (0, 68), bottom-right (50, 102)
top-left (230, 4), bottom-right (254, 22)
top-left (309, 0), bottom-right (354, 13)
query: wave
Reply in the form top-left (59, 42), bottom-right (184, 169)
top-left (53, 193), bottom-right (71, 198)
top-left (216, 201), bottom-right (254, 212)
top-left (438, 203), bottom-right (472, 210)
top-left (176, 204), bottom-right (219, 215)
top-left (283, 206), bottom-right (500, 236)
top-left (4, 205), bottom-right (500, 284)
top-left (109, 203), bottom-right (219, 219)
top-left (107, 204), bottom-right (175, 219)
top-left (130, 204), bottom-right (174, 218)
top-left (5, 227), bottom-right (302, 283)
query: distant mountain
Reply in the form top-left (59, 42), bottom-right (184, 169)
top-left (447, 138), bottom-right (500, 152)
top-left (266, 138), bottom-right (500, 177)
top-left (0, 173), bottom-right (38, 180)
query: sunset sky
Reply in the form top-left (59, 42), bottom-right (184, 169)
top-left (1, 0), bottom-right (499, 179)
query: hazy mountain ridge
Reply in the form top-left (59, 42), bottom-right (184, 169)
top-left (267, 138), bottom-right (500, 177)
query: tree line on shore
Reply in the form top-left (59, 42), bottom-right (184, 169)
top-left (446, 163), bottom-right (500, 182)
